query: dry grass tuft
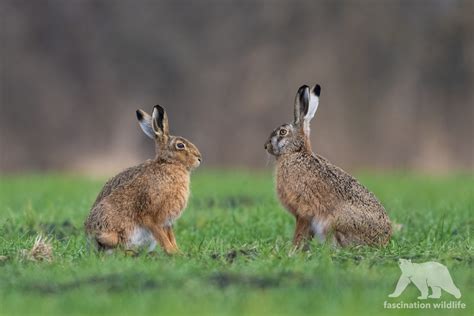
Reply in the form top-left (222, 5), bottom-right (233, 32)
top-left (21, 235), bottom-right (54, 262)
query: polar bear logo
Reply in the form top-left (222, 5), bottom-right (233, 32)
top-left (388, 259), bottom-right (461, 299)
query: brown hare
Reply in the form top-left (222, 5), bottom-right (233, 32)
top-left (265, 84), bottom-right (392, 248)
top-left (85, 105), bottom-right (202, 254)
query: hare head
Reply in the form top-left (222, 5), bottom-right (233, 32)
top-left (136, 105), bottom-right (202, 170)
top-left (265, 84), bottom-right (321, 156)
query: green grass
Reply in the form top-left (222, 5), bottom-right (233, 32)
top-left (0, 170), bottom-right (472, 316)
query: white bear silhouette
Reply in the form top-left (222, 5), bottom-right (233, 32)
top-left (388, 259), bottom-right (461, 299)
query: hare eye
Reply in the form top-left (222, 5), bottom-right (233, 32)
top-left (279, 129), bottom-right (287, 136)
top-left (176, 142), bottom-right (185, 149)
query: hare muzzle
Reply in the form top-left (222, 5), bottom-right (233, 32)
top-left (192, 154), bottom-right (202, 168)
top-left (264, 141), bottom-right (271, 152)
top-left (264, 138), bottom-right (278, 155)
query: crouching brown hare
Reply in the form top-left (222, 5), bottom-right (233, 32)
top-left (265, 84), bottom-right (392, 248)
top-left (85, 105), bottom-right (201, 254)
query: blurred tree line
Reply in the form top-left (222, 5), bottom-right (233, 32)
top-left (1, 0), bottom-right (473, 173)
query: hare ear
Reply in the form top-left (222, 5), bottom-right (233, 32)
top-left (294, 85), bottom-right (310, 126)
top-left (302, 84), bottom-right (321, 135)
top-left (152, 105), bottom-right (170, 141)
top-left (306, 84), bottom-right (321, 122)
top-left (136, 109), bottom-right (155, 139)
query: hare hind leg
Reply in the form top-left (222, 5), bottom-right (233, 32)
top-left (334, 231), bottom-right (349, 247)
top-left (333, 207), bottom-right (380, 246)
top-left (334, 229), bottom-right (366, 247)
top-left (95, 231), bottom-right (119, 250)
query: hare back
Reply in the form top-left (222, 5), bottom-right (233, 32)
top-left (85, 200), bottom-right (136, 235)
top-left (92, 160), bottom-right (154, 208)
top-left (276, 152), bottom-right (384, 217)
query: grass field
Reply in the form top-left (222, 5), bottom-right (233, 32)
top-left (0, 170), bottom-right (472, 316)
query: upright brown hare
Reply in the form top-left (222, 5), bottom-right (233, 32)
top-left (85, 105), bottom-right (201, 254)
top-left (265, 85), bottom-right (391, 248)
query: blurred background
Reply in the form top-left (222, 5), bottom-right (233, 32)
top-left (1, 0), bottom-right (473, 174)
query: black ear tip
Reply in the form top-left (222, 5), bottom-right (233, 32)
top-left (152, 104), bottom-right (165, 130)
top-left (136, 110), bottom-right (143, 120)
top-left (313, 84), bottom-right (321, 96)
top-left (153, 104), bottom-right (165, 115)
top-left (297, 85), bottom-right (310, 94)
top-left (296, 85), bottom-right (310, 114)
top-left (297, 85), bottom-right (310, 103)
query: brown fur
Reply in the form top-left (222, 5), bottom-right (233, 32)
top-left (85, 105), bottom-right (201, 254)
top-left (265, 85), bottom-right (392, 248)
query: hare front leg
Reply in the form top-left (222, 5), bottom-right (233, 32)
top-left (153, 226), bottom-right (178, 255)
top-left (145, 223), bottom-right (177, 255)
top-left (293, 216), bottom-right (313, 250)
top-left (165, 226), bottom-right (180, 252)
